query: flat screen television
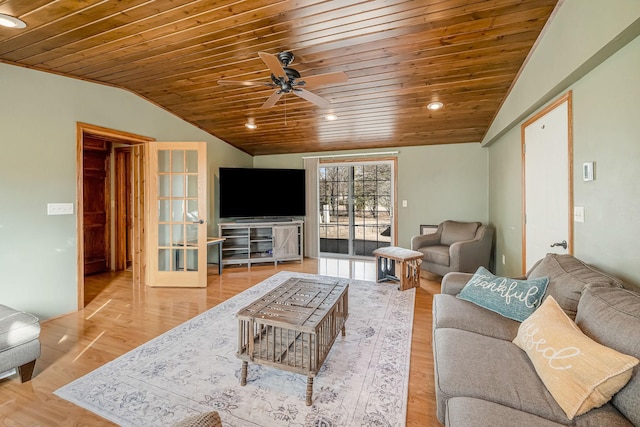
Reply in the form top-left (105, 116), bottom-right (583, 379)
top-left (218, 167), bottom-right (306, 219)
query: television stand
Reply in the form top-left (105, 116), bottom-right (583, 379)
top-left (235, 217), bottom-right (293, 223)
top-left (218, 220), bottom-right (303, 267)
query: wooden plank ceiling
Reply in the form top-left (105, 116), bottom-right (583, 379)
top-left (0, 0), bottom-right (558, 156)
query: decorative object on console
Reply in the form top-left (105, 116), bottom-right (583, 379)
top-left (513, 296), bottom-right (639, 420)
top-left (457, 266), bottom-right (548, 322)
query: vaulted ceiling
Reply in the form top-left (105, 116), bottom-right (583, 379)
top-left (0, 0), bottom-right (558, 156)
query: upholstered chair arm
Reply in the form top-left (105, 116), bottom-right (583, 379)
top-left (448, 226), bottom-right (495, 273)
top-left (441, 272), bottom-right (474, 295)
top-left (411, 232), bottom-right (441, 250)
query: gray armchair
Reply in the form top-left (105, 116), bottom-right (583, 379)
top-left (411, 220), bottom-right (494, 276)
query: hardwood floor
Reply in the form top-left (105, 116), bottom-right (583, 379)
top-left (0, 258), bottom-right (442, 426)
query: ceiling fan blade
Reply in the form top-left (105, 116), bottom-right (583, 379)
top-left (258, 52), bottom-right (286, 79)
top-left (261, 91), bottom-right (283, 109)
top-left (217, 79), bottom-right (271, 87)
top-left (293, 88), bottom-right (331, 108)
top-left (298, 71), bottom-right (348, 87)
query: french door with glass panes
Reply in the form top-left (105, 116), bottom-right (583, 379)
top-left (147, 142), bottom-right (208, 287)
top-left (318, 161), bottom-right (394, 257)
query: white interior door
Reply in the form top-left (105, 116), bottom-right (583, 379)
top-left (147, 141), bottom-right (208, 287)
top-left (523, 93), bottom-right (573, 273)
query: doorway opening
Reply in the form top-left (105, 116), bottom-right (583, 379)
top-left (318, 159), bottom-right (397, 258)
top-left (76, 123), bottom-right (154, 309)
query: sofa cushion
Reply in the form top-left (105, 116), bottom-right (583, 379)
top-left (527, 254), bottom-right (624, 320)
top-left (434, 294), bottom-right (520, 341)
top-left (457, 267), bottom-right (549, 322)
top-left (446, 397), bottom-right (633, 427)
top-left (446, 397), bottom-right (566, 427)
top-left (0, 305), bottom-right (40, 351)
top-left (433, 328), bottom-right (571, 424)
top-left (576, 285), bottom-right (640, 426)
top-left (513, 296), bottom-right (638, 420)
top-left (421, 245), bottom-right (450, 266)
top-left (440, 221), bottom-right (480, 246)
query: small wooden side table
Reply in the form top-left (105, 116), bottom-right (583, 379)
top-left (373, 246), bottom-right (423, 291)
top-left (206, 237), bottom-right (225, 275)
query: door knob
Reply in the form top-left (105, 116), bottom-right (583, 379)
top-left (193, 219), bottom-right (204, 224)
top-left (550, 240), bottom-right (567, 249)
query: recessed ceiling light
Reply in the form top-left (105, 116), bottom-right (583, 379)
top-left (245, 122), bottom-right (257, 130)
top-left (325, 113), bottom-right (338, 121)
top-left (427, 101), bottom-right (444, 111)
top-left (0, 14), bottom-right (26, 29)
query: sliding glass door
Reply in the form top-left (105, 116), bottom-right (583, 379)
top-left (318, 161), bottom-right (394, 257)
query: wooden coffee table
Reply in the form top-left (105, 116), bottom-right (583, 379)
top-left (373, 246), bottom-right (423, 291)
top-left (236, 276), bottom-right (349, 405)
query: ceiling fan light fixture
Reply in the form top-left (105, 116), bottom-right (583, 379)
top-left (325, 113), bottom-right (338, 121)
top-left (0, 13), bottom-right (26, 28)
top-left (245, 122), bottom-right (257, 130)
top-left (427, 101), bottom-right (444, 111)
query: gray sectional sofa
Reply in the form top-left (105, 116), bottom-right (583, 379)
top-left (433, 253), bottom-right (640, 426)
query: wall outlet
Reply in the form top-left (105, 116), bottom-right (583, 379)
top-left (402, 200), bottom-right (407, 207)
top-left (47, 203), bottom-right (74, 215)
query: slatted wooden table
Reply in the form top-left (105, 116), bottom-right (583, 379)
top-left (236, 276), bottom-right (349, 406)
top-left (373, 246), bottom-right (423, 291)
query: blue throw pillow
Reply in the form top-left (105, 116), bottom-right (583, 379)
top-left (457, 266), bottom-right (549, 322)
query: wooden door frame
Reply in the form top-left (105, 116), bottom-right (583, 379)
top-left (114, 147), bottom-right (132, 271)
top-left (76, 123), bottom-right (155, 310)
top-left (521, 91), bottom-right (574, 274)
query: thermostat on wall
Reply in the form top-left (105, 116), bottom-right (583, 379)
top-left (583, 162), bottom-right (594, 181)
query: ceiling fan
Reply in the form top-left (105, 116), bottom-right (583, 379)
top-left (217, 51), bottom-right (348, 109)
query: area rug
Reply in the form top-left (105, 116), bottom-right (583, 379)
top-left (55, 271), bottom-right (415, 427)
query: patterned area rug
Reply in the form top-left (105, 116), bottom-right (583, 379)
top-left (55, 271), bottom-right (415, 427)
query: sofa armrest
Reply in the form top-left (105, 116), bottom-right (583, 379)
top-left (441, 272), bottom-right (473, 295)
top-left (411, 232), bottom-right (441, 250)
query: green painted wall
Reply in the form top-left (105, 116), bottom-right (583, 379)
top-left (487, 2), bottom-right (640, 288)
top-left (0, 64), bottom-right (251, 320)
top-left (255, 143), bottom-right (489, 250)
top-left (4, 0), bottom-right (639, 321)
top-left (570, 36), bottom-right (640, 287)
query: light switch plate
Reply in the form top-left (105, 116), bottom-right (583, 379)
top-left (583, 162), bottom-right (594, 181)
top-left (47, 203), bottom-right (74, 215)
top-left (574, 206), bottom-right (585, 223)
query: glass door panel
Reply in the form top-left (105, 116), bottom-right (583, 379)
top-left (319, 161), bottom-right (393, 257)
top-left (147, 142), bottom-right (207, 287)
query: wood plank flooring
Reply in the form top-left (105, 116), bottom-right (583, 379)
top-left (0, 258), bottom-right (442, 426)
